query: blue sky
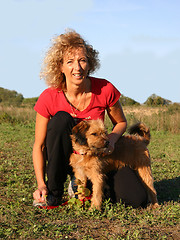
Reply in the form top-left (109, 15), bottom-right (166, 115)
top-left (0, 0), bottom-right (180, 103)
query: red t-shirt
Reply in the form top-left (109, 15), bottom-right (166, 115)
top-left (34, 77), bottom-right (120, 122)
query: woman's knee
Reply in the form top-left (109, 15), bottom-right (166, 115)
top-left (46, 111), bottom-right (75, 157)
top-left (47, 111), bottom-right (75, 131)
top-left (112, 167), bottom-right (148, 208)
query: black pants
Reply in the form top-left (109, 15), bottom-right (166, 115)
top-left (46, 111), bottom-right (75, 198)
top-left (46, 111), bottom-right (148, 208)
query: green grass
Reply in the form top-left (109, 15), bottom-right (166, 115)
top-left (0, 110), bottom-right (180, 239)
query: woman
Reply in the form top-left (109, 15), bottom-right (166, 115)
top-left (33, 30), bottom-right (147, 208)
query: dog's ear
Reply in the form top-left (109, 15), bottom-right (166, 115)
top-left (72, 121), bottom-right (90, 146)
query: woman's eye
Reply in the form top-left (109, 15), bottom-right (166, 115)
top-left (80, 59), bottom-right (86, 62)
top-left (67, 60), bottom-right (73, 64)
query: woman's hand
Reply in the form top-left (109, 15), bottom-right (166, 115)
top-left (104, 144), bottom-right (114, 156)
top-left (104, 100), bottom-right (127, 156)
top-left (103, 100), bottom-right (127, 156)
top-left (101, 133), bottom-right (115, 156)
top-left (33, 185), bottom-right (48, 202)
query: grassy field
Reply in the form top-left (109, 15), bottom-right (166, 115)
top-left (0, 105), bottom-right (180, 239)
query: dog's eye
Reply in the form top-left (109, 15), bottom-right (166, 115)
top-left (91, 133), bottom-right (97, 136)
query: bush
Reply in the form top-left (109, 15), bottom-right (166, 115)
top-left (119, 94), bottom-right (140, 106)
top-left (166, 103), bottom-right (180, 114)
top-left (22, 97), bottom-right (38, 108)
top-left (0, 87), bottom-right (24, 107)
top-left (144, 94), bottom-right (171, 106)
top-left (123, 105), bottom-right (180, 134)
top-left (0, 112), bottom-right (17, 124)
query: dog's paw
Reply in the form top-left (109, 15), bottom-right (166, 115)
top-left (77, 186), bottom-right (91, 200)
top-left (78, 193), bottom-right (86, 201)
top-left (89, 204), bottom-right (101, 211)
top-left (152, 203), bottom-right (160, 209)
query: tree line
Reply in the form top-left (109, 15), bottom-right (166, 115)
top-left (0, 87), bottom-right (172, 107)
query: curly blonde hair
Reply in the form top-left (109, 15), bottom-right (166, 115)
top-left (40, 30), bottom-right (100, 90)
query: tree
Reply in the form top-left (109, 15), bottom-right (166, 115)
top-left (0, 87), bottom-right (24, 106)
top-left (144, 94), bottom-right (171, 106)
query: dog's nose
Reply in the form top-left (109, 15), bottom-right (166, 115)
top-left (105, 140), bottom-right (109, 148)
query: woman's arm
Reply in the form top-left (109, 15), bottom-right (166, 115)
top-left (106, 100), bottom-right (127, 154)
top-left (33, 113), bottom-right (49, 202)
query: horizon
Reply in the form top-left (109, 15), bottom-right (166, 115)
top-left (0, 85), bottom-right (178, 104)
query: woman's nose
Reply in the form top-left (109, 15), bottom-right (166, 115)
top-left (74, 61), bottom-right (81, 70)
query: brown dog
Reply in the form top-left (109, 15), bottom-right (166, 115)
top-left (69, 119), bottom-right (159, 210)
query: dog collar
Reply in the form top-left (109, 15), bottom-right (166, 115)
top-left (73, 150), bottom-right (86, 155)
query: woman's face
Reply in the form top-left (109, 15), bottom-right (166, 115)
top-left (61, 48), bottom-right (90, 87)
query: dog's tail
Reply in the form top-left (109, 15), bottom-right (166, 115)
top-left (128, 122), bottom-right (150, 145)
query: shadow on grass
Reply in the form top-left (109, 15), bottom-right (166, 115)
top-left (155, 177), bottom-right (180, 204)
